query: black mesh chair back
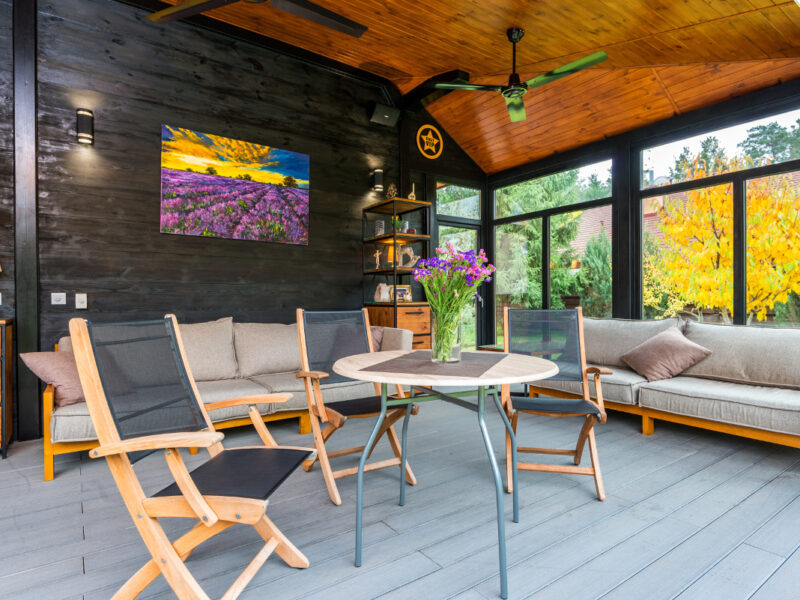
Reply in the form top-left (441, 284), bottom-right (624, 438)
top-left (86, 318), bottom-right (207, 457)
top-left (300, 310), bottom-right (371, 384)
top-left (507, 309), bottom-right (584, 382)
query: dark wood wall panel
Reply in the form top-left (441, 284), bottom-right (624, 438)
top-left (0, 0), bottom-right (14, 318)
top-left (36, 0), bottom-right (398, 347)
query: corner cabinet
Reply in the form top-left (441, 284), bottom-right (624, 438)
top-left (362, 197), bottom-right (431, 349)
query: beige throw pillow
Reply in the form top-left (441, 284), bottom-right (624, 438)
top-left (21, 351), bottom-right (85, 406)
top-left (621, 326), bottom-right (711, 382)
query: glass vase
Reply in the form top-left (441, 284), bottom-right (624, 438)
top-left (430, 312), bottom-right (462, 363)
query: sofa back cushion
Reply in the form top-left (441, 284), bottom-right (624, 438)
top-left (234, 322), bottom-right (302, 377)
top-left (583, 317), bottom-right (682, 367)
top-left (683, 321), bottom-right (800, 389)
top-left (179, 317), bottom-right (238, 381)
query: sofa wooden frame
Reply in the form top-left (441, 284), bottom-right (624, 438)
top-left (43, 348), bottom-right (311, 482)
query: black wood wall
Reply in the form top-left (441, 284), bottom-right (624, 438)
top-left (36, 0), bottom-right (398, 351)
top-left (0, 0), bottom-right (14, 319)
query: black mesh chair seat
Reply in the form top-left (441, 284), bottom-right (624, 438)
top-left (154, 447), bottom-right (311, 501)
top-left (510, 394), bottom-right (601, 417)
top-left (326, 396), bottom-right (383, 417)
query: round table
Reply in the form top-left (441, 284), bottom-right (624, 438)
top-left (333, 349), bottom-right (558, 599)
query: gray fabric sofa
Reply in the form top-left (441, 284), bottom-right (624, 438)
top-left (43, 317), bottom-right (412, 479)
top-left (534, 317), bottom-right (800, 446)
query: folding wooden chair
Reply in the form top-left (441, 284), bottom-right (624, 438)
top-left (296, 308), bottom-right (418, 505)
top-left (69, 315), bottom-right (315, 600)
top-left (501, 307), bottom-right (611, 500)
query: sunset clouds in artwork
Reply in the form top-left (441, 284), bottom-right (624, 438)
top-left (160, 126), bottom-right (310, 245)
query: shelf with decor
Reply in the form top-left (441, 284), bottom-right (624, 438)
top-left (363, 197), bottom-right (431, 349)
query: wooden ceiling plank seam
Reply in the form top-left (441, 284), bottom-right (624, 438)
top-left (651, 68), bottom-right (680, 115)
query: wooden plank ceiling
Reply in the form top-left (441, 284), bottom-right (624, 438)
top-left (159, 0), bottom-right (800, 174)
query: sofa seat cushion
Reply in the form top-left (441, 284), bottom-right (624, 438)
top-left (50, 402), bottom-right (96, 443)
top-left (531, 365), bottom-right (646, 406)
top-left (639, 376), bottom-right (800, 436)
top-left (195, 379), bottom-right (277, 422)
top-left (249, 372), bottom-right (376, 411)
top-left (583, 318), bottom-right (682, 367)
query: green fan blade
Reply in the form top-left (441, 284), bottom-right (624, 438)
top-left (525, 51), bottom-right (608, 90)
top-left (505, 96), bottom-right (527, 122)
top-left (434, 82), bottom-right (504, 92)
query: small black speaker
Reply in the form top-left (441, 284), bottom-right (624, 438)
top-left (368, 102), bottom-right (401, 127)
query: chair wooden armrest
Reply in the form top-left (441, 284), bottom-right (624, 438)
top-left (90, 431), bottom-right (224, 458)
top-left (586, 366), bottom-right (613, 376)
top-left (205, 394), bottom-right (291, 412)
top-left (296, 370), bottom-right (329, 380)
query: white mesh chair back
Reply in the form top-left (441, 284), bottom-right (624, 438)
top-left (86, 318), bottom-right (207, 459)
top-left (301, 310), bottom-right (371, 384)
top-left (507, 309), bottom-right (583, 382)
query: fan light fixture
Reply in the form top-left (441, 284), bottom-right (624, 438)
top-left (76, 109), bottom-right (94, 145)
top-left (370, 169), bottom-right (384, 192)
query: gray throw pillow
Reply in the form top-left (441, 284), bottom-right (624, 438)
top-left (621, 326), bottom-right (711, 382)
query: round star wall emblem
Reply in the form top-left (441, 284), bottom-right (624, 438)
top-left (416, 124), bottom-right (443, 159)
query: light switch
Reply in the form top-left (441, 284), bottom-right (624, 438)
top-left (51, 292), bottom-right (67, 305)
top-left (75, 293), bottom-right (88, 310)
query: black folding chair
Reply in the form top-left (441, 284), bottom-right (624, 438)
top-left (501, 307), bottom-right (610, 500)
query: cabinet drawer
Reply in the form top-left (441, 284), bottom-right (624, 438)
top-left (412, 334), bottom-right (431, 349)
top-left (397, 306), bottom-right (430, 334)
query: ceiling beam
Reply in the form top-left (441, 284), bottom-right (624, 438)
top-left (399, 69), bottom-right (470, 112)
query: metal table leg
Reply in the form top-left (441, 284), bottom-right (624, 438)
top-left (490, 387), bottom-right (519, 523)
top-left (477, 386), bottom-right (510, 600)
top-left (399, 402), bottom-right (412, 506)
top-left (355, 383), bottom-right (388, 567)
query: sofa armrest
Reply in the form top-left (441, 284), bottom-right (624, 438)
top-left (379, 327), bottom-right (413, 351)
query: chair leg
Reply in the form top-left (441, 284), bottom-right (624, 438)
top-left (307, 412), bottom-right (342, 505)
top-left (366, 408), bottom-right (405, 458)
top-left (253, 514), bottom-right (309, 569)
top-left (574, 416), bottom-right (594, 465)
top-left (505, 411), bottom-right (517, 493)
top-left (303, 421), bottom-right (337, 471)
top-left (386, 423), bottom-right (417, 485)
top-left (587, 427), bottom-right (605, 501)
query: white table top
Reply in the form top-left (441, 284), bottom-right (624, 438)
top-left (333, 350), bottom-right (559, 387)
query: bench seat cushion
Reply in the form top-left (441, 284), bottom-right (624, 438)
top-left (639, 376), bottom-right (800, 436)
top-left (531, 365), bottom-right (646, 406)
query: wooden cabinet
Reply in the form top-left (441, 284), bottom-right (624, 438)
top-left (365, 303), bottom-right (431, 349)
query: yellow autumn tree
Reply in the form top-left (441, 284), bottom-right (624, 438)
top-left (644, 158), bottom-right (800, 323)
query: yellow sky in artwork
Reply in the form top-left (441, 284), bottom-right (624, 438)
top-left (161, 126), bottom-right (308, 186)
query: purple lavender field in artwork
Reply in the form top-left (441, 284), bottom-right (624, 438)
top-left (160, 169), bottom-right (309, 244)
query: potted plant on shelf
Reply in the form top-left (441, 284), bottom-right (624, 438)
top-left (413, 243), bottom-right (495, 363)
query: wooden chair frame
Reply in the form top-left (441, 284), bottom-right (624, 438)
top-left (70, 315), bottom-right (316, 600)
top-left (295, 308), bottom-right (417, 505)
top-left (501, 306), bottom-right (610, 501)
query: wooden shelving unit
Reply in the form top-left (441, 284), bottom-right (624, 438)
top-left (363, 197), bottom-right (431, 349)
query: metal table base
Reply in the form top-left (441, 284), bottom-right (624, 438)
top-left (355, 384), bottom-right (519, 599)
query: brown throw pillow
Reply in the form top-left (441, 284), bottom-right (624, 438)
top-left (20, 351), bottom-right (85, 406)
top-left (621, 326), bottom-right (711, 382)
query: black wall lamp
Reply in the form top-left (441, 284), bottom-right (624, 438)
top-left (76, 109), bottom-right (94, 145)
top-left (370, 168), bottom-right (384, 192)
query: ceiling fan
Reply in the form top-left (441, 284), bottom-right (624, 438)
top-left (434, 28), bottom-right (607, 123)
top-left (147, 0), bottom-right (368, 38)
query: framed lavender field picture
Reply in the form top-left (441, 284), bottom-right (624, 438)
top-left (159, 125), bottom-right (310, 245)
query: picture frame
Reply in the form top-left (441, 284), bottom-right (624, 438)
top-left (388, 284), bottom-right (413, 302)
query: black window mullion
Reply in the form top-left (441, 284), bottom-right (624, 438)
top-left (733, 177), bottom-right (747, 325)
top-left (542, 215), bottom-right (551, 309)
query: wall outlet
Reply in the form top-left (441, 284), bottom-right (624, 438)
top-left (75, 293), bottom-right (88, 310)
top-left (51, 292), bottom-right (67, 305)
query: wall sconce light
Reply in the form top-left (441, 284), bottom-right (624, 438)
top-left (370, 168), bottom-right (384, 192)
top-left (76, 109), bottom-right (94, 145)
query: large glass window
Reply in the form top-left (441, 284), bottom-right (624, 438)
top-left (747, 171), bottom-right (800, 327)
top-left (642, 108), bottom-right (800, 190)
top-left (642, 183), bottom-right (734, 322)
top-left (495, 159), bottom-right (612, 219)
top-left (436, 182), bottom-right (481, 220)
top-left (438, 224), bottom-right (479, 349)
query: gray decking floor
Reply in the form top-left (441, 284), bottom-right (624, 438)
top-left (3, 397), bottom-right (800, 600)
